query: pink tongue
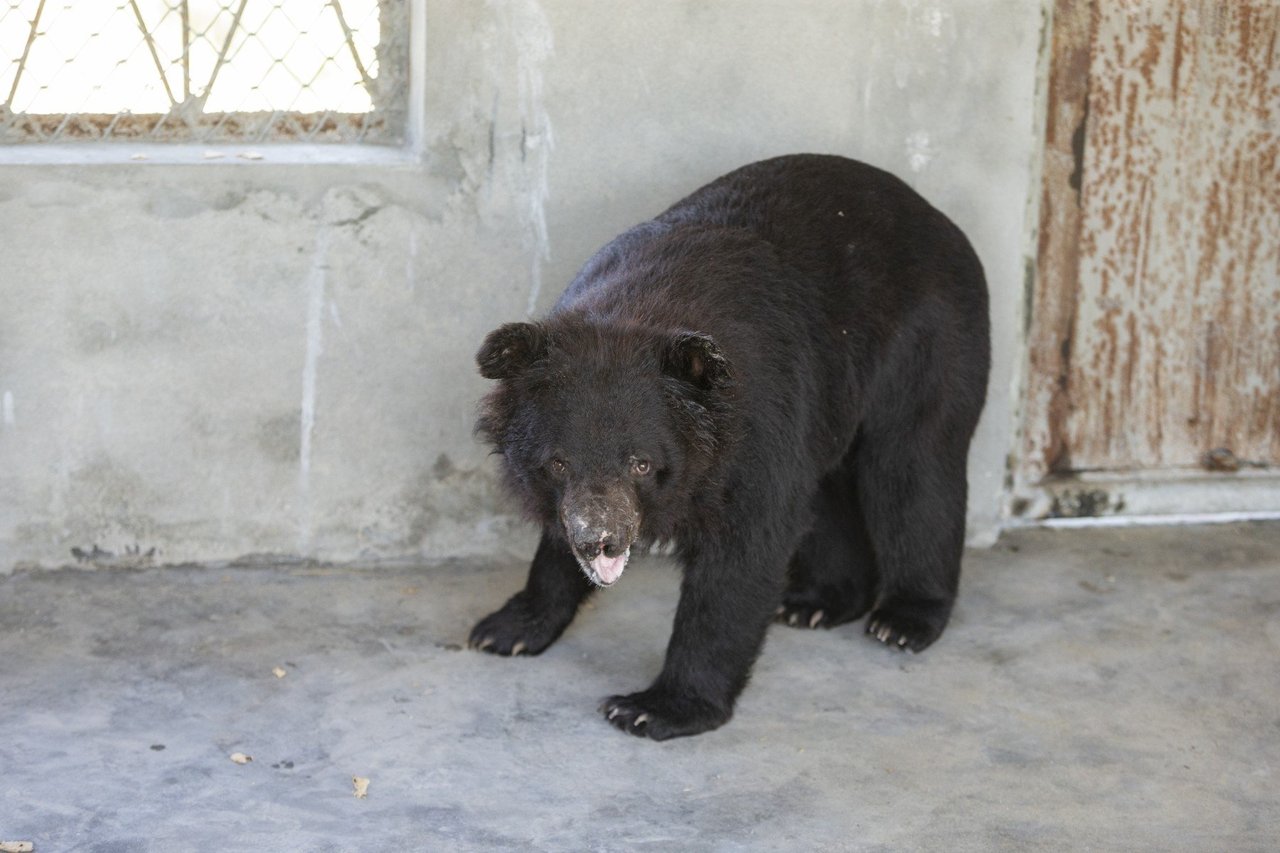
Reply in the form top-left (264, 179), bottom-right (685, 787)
top-left (591, 552), bottom-right (627, 584)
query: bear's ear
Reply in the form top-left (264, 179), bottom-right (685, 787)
top-left (662, 331), bottom-right (732, 390)
top-left (476, 322), bottom-right (549, 379)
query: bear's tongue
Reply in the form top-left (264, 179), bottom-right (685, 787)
top-left (590, 550), bottom-right (628, 585)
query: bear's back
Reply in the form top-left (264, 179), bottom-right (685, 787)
top-left (658, 155), bottom-right (976, 291)
top-left (557, 155), bottom-right (985, 346)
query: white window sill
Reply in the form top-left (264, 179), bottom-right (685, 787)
top-left (0, 143), bottom-right (423, 167)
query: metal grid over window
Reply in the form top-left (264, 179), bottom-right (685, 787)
top-left (0, 0), bottom-right (408, 144)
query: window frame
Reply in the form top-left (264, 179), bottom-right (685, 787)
top-left (0, 0), bottom-right (425, 165)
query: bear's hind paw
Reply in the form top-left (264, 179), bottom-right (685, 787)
top-left (775, 592), bottom-right (870, 631)
top-left (865, 599), bottom-right (950, 653)
top-left (776, 603), bottom-right (829, 629)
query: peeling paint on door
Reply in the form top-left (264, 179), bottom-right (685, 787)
top-left (1025, 0), bottom-right (1280, 482)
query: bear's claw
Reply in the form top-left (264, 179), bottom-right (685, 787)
top-left (777, 603), bottom-right (829, 629)
top-left (776, 603), bottom-right (847, 630)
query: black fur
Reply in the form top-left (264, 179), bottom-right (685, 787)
top-left (469, 154), bottom-right (990, 740)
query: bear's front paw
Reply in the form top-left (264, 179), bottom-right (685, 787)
top-left (599, 689), bottom-right (730, 741)
top-left (468, 592), bottom-right (569, 657)
top-left (866, 597), bottom-right (951, 653)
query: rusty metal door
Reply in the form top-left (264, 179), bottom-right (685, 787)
top-left (1021, 0), bottom-right (1280, 517)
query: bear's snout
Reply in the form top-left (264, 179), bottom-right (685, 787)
top-left (561, 485), bottom-right (639, 587)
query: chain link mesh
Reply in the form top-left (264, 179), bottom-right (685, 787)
top-left (0, 0), bottom-right (407, 144)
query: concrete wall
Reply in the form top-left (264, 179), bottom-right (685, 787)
top-left (0, 0), bottom-right (1047, 570)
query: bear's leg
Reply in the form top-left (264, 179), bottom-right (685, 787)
top-left (855, 431), bottom-right (967, 652)
top-left (469, 530), bottom-right (595, 656)
top-left (778, 464), bottom-right (878, 629)
top-left (600, 542), bottom-right (787, 740)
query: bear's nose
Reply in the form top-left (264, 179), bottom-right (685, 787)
top-left (573, 534), bottom-right (625, 561)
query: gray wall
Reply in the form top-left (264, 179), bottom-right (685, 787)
top-left (0, 0), bottom-right (1047, 570)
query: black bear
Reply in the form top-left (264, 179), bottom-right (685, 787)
top-left (469, 154), bottom-right (989, 740)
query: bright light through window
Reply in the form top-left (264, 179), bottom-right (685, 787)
top-left (0, 1), bottom-right (407, 143)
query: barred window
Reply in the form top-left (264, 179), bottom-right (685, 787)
top-left (0, 0), bottom-right (408, 144)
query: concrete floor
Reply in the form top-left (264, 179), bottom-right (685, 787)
top-left (1, 523), bottom-right (1278, 852)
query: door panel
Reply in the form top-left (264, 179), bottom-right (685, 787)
top-left (1025, 0), bottom-right (1280, 482)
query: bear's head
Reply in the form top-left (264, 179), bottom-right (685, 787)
top-left (475, 318), bottom-right (736, 587)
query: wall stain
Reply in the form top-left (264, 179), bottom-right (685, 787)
top-left (258, 411), bottom-right (303, 464)
top-left (1048, 488), bottom-right (1125, 518)
top-left (70, 543), bottom-right (157, 569)
top-left (432, 453), bottom-right (456, 479)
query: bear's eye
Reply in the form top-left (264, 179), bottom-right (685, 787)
top-left (549, 457), bottom-right (568, 476)
top-left (630, 458), bottom-right (652, 477)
